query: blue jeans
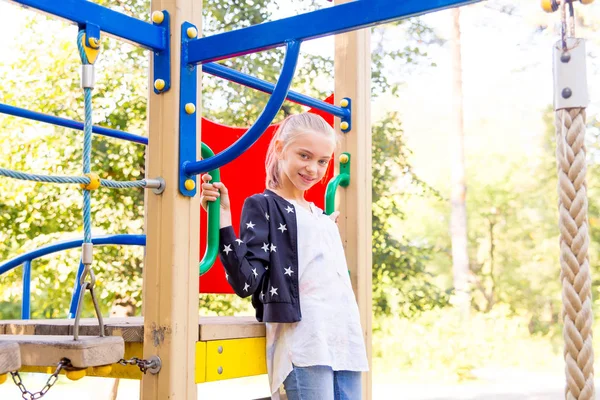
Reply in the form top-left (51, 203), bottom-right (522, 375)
top-left (283, 365), bottom-right (362, 400)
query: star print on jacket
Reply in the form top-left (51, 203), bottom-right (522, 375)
top-left (218, 190), bottom-right (303, 323)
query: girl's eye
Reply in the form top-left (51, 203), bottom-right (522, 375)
top-left (319, 160), bottom-right (329, 166)
top-left (300, 153), bottom-right (308, 159)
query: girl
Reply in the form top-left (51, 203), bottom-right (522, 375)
top-left (200, 113), bottom-right (369, 400)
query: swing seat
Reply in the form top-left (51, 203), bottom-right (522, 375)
top-left (0, 342), bottom-right (21, 374)
top-left (0, 335), bottom-right (124, 369)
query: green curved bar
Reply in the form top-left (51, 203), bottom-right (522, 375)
top-left (199, 143), bottom-right (221, 276)
top-left (325, 152), bottom-right (351, 215)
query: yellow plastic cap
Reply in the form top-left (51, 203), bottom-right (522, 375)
top-left (0, 374), bottom-right (6, 384)
top-left (187, 27), bottom-right (198, 39)
top-left (152, 11), bottom-right (165, 24)
top-left (340, 121), bottom-right (349, 131)
top-left (88, 37), bottom-right (100, 49)
top-left (340, 99), bottom-right (349, 108)
top-left (339, 154), bottom-right (349, 164)
top-left (185, 103), bottom-right (196, 114)
top-left (154, 79), bottom-right (165, 91)
top-left (66, 369), bottom-right (87, 381)
top-left (80, 173), bottom-right (101, 191)
top-left (580, 0), bottom-right (594, 4)
top-left (541, 0), bottom-right (557, 12)
top-left (93, 365), bottom-right (113, 375)
top-left (185, 179), bottom-right (196, 191)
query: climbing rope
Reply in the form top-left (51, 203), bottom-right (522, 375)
top-left (550, 1), bottom-right (595, 399)
top-left (0, 167), bottom-right (149, 188)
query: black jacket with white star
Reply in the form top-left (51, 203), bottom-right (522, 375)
top-left (219, 189), bottom-right (301, 322)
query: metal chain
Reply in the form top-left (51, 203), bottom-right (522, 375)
top-left (118, 357), bottom-right (160, 374)
top-left (10, 359), bottom-right (70, 400)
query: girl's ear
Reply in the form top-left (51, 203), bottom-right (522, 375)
top-left (274, 139), bottom-right (284, 159)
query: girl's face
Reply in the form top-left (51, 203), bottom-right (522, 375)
top-left (277, 131), bottom-right (335, 195)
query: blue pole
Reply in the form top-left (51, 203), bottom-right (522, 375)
top-left (0, 103), bottom-right (148, 145)
top-left (69, 259), bottom-right (85, 319)
top-left (21, 260), bottom-right (31, 320)
top-left (183, 40), bottom-right (301, 176)
top-left (202, 63), bottom-right (348, 119)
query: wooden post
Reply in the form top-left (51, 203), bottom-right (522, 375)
top-left (142, 0), bottom-right (201, 399)
top-left (334, 5), bottom-right (373, 399)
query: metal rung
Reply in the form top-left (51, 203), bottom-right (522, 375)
top-left (0, 335), bottom-right (124, 369)
top-left (0, 342), bottom-right (21, 374)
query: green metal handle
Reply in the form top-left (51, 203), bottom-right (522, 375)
top-left (325, 152), bottom-right (351, 215)
top-left (199, 143), bottom-right (221, 276)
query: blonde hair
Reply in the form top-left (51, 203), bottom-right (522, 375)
top-left (265, 113), bottom-right (340, 190)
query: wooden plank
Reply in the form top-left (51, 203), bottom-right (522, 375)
top-left (0, 342), bottom-right (21, 374)
top-left (143, 1), bottom-right (201, 396)
top-left (0, 335), bottom-right (124, 368)
top-left (0, 316), bottom-right (265, 342)
top-left (198, 316), bottom-right (265, 341)
top-left (334, 2), bottom-right (373, 398)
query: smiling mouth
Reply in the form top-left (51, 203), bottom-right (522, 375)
top-left (299, 173), bottom-right (316, 183)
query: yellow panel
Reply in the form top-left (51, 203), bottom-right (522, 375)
top-left (195, 341), bottom-right (207, 383)
top-left (205, 337), bottom-right (266, 382)
top-left (18, 339), bottom-right (266, 383)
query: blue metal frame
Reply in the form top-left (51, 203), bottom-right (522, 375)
top-left (202, 63), bottom-right (348, 119)
top-left (340, 98), bottom-right (351, 133)
top-left (181, 40), bottom-right (301, 182)
top-left (0, 235), bottom-right (146, 275)
top-left (179, 22), bottom-right (200, 196)
top-left (21, 260), bottom-right (31, 320)
top-left (187, 0), bottom-right (481, 64)
top-left (6, 0), bottom-right (168, 51)
top-left (0, 103), bottom-right (148, 145)
top-left (0, 235), bottom-right (145, 319)
top-left (153, 10), bottom-right (171, 94)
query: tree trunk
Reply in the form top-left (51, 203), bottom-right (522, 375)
top-left (450, 7), bottom-right (470, 317)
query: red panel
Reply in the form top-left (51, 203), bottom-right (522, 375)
top-left (199, 95), bottom-right (335, 293)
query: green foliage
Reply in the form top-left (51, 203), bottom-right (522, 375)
top-left (371, 114), bottom-right (450, 318)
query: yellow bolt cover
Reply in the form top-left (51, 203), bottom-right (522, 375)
top-left (339, 154), bottom-right (349, 164)
top-left (88, 37), bottom-right (100, 49)
top-left (0, 374), bottom-right (6, 384)
top-left (66, 369), bottom-right (87, 381)
top-left (154, 79), bottom-right (166, 91)
top-left (187, 27), bottom-right (198, 39)
top-left (185, 103), bottom-right (196, 114)
top-left (340, 121), bottom-right (349, 131)
top-left (185, 179), bottom-right (196, 191)
top-left (80, 173), bottom-right (101, 191)
top-left (81, 34), bottom-right (100, 64)
top-left (152, 10), bottom-right (165, 24)
top-left (93, 365), bottom-right (113, 375)
top-left (541, 0), bottom-right (555, 12)
top-left (340, 99), bottom-right (349, 108)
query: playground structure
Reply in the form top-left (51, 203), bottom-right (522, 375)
top-left (0, 0), bottom-right (595, 399)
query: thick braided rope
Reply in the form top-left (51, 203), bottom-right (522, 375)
top-left (556, 108), bottom-right (595, 400)
top-left (0, 168), bottom-right (147, 188)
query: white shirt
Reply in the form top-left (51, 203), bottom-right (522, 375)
top-left (266, 200), bottom-right (369, 399)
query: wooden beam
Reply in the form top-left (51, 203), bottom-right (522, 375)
top-left (143, 0), bottom-right (201, 398)
top-left (334, 2), bottom-right (373, 399)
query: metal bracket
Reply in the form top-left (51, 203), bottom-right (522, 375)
top-left (153, 10), bottom-right (171, 94)
top-left (179, 22), bottom-right (199, 197)
top-left (340, 97), bottom-right (351, 133)
top-left (84, 23), bottom-right (100, 48)
top-left (553, 38), bottom-right (589, 110)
